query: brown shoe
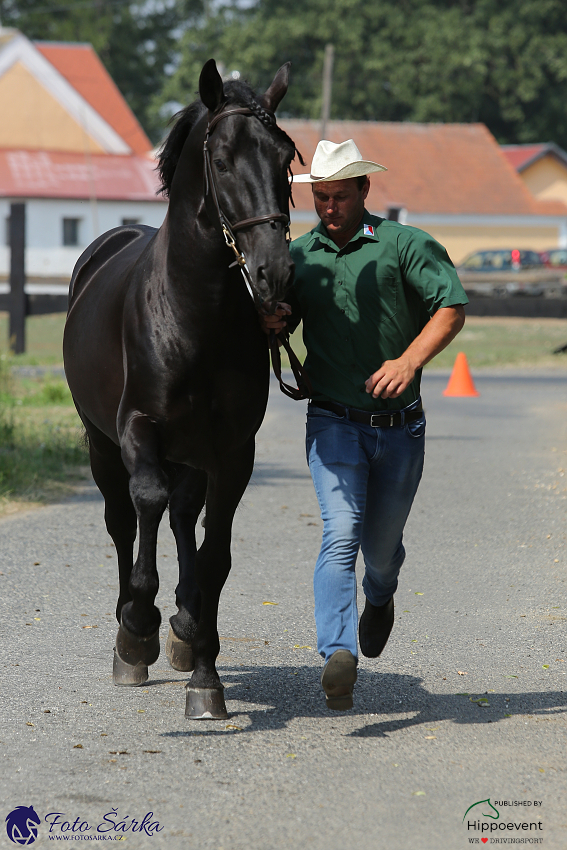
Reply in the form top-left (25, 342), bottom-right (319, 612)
top-left (321, 649), bottom-right (357, 710)
top-left (358, 596), bottom-right (394, 658)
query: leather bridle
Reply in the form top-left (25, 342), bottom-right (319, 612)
top-left (203, 106), bottom-right (290, 306)
top-left (203, 104), bottom-right (312, 401)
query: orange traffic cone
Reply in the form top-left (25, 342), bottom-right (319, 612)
top-left (443, 352), bottom-right (479, 397)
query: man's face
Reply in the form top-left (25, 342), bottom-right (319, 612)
top-left (312, 178), bottom-right (369, 238)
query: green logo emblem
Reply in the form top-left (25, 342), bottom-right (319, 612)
top-left (462, 799), bottom-right (500, 822)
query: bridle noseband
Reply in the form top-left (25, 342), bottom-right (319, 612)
top-left (203, 106), bottom-right (291, 304)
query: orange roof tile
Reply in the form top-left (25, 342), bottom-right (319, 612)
top-left (282, 120), bottom-right (563, 217)
top-left (501, 144), bottom-right (547, 171)
top-left (0, 148), bottom-right (163, 201)
top-left (36, 41), bottom-right (151, 155)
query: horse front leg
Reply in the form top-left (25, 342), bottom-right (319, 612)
top-left (185, 439), bottom-right (255, 719)
top-left (113, 413), bottom-right (169, 686)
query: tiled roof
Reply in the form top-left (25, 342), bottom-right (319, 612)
top-left (500, 144), bottom-right (547, 171)
top-left (501, 142), bottom-right (567, 175)
top-left (281, 120), bottom-right (567, 217)
top-left (0, 149), bottom-right (163, 201)
top-left (36, 42), bottom-right (151, 155)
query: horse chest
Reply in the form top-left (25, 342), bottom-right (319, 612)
top-left (160, 392), bottom-right (265, 469)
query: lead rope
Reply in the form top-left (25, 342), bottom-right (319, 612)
top-left (268, 326), bottom-right (312, 401)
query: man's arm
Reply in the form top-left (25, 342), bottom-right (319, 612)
top-left (365, 305), bottom-right (466, 399)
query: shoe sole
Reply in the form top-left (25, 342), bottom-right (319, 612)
top-left (321, 650), bottom-right (357, 711)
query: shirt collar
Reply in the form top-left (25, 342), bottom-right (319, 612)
top-left (308, 209), bottom-right (381, 251)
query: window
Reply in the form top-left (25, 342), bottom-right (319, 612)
top-left (62, 218), bottom-right (80, 247)
top-left (122, 218), bottom-right (140, 226)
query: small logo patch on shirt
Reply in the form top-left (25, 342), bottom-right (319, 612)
top-left (363, 224), bottom-right (374, 236)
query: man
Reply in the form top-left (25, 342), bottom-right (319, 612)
top-left (262, 139), bottom-right (468, 710)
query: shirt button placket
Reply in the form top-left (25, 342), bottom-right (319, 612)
top-left (338, 254), bottom-right (350, 343)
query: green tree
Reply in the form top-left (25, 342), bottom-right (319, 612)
top-left (160, 0), bottom-right (567, 148)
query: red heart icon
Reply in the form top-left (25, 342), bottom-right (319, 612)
top-left (481, 840), bottom-right (488, 844)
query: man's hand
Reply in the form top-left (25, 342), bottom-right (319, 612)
top-left (365, 305), bottom-right (465, 399)
top-left (365, 356), bottom-right (415, 399)
top-left (258, 302), bottom-right (292, 335)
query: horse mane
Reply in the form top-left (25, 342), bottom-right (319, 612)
top-left (157, 80), bottom-right (303, 199)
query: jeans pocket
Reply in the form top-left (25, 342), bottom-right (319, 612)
top-left (307, 404), bottom-right (344, 420)
top-left (405, 414), bottom-right (426, 439)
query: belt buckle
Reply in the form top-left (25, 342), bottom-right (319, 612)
top-left (370, 412), bottom-right (390, 428)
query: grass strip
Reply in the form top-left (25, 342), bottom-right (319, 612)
top-left (279, 317), bottom-right (567, 371)
top-left (0, 356), bottom-right (88, 507)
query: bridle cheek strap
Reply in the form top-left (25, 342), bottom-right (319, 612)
top-left (203, 106), bottom-right (290, 306)
top-left (204, 105), bottom-right (311, 401)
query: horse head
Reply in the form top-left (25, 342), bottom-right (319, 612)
top-left (160, 60), bottom-right (301, 307)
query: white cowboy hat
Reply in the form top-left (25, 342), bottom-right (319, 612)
top-left (293, 139), bottom-right (387, 183)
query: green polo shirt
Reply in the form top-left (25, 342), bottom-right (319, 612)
top-left (287, 211), bottom-right (468, 411)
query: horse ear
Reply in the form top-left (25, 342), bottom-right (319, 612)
top-left (199, 59), bottom-right (225, 111)
top-left (261, 62), bottom-right (290, 112)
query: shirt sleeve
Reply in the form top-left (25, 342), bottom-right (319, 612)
top-left (398, 228), bottom-right (469, 316)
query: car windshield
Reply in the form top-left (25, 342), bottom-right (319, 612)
top-left (547, 249), bottom-right (567, 266)
top-left (461, 250), bottom-right (543, 270)
top-left (462, 251), bottom-right (512, 270)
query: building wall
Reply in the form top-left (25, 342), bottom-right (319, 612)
top-left (290, 217), bottom-right (316, 241)
top-left (520, 156), bottom-right (567, 205)
top-left (0, 62), bottom-right (104, 153)
top-left (0, 197), bottom-right (167, 279)
top-left (407, 223), bottom-right (561, 265)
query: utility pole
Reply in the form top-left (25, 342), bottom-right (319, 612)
top-left (9, 202), bottom-right (26, 354)
top-left (320, 43), bottom-right (334, 141)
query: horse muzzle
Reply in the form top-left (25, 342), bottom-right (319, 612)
top-left (251, 258), bottom-right (294, 305)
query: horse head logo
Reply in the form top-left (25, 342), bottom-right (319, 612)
top-left (5, 806), bottom-right (41, 845)
top-left (462, 798), bottom-right (500, 822)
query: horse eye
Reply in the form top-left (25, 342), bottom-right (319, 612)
top-left (214, 159), bottom-right (227, 172)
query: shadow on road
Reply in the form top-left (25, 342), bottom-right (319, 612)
top-left (157, 666), bottom-right (567, 737)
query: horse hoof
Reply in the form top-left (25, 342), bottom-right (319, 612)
top-left (113, 648), bottom-right (148, 686)
top-left (165, 626), bottom-right (194, 671)
top-left (115, 619), bottom-right (160, 667)
top-left (185, 686), bottom-right (228, 720)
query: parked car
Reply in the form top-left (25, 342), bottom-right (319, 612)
top-left (539, 249), bottom-right (567, 269)
top-left (457, 249), bottom-right (544, 272)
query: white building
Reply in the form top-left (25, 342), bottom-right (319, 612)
top-left (0, 29), bottom-right (167, 286)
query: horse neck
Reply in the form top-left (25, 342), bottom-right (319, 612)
top-left (164, 150), bottom-right (233, 301)
top-left (158, 191), bottom-right (246, 332)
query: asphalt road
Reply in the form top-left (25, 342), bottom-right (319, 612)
top-left (0, 369), bottom-right (566, 850)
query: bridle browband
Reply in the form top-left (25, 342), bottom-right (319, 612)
top-left (203, 105), bottom-right (290, 304)
top-left (203, 103), bottom-right (312, 401)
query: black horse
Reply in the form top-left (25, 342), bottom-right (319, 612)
top-left (63, 60), bottom-right (300, 719)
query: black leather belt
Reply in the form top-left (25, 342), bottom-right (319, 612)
top-left (311, 400), bottom-right (423, 428)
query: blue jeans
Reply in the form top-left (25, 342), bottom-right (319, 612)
top-left (306, 401), bottom-right (425, 662)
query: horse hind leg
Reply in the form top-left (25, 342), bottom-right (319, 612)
top-left (165, 465), bottom-right (207, 672)
top-left (83, 419), bottom-right (155, 686)
top-left (87, 429), bottom-right (136, 624)
top-left (113, 413), bottom-right (168, 684)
